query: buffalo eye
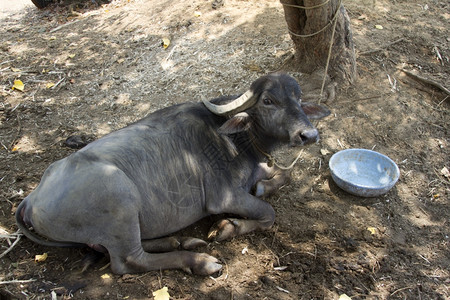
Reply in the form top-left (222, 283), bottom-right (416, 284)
top-left (263, 98), bottom-right (273, 105)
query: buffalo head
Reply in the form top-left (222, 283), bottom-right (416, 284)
top-left (203, 73), bottom-right (330, 149)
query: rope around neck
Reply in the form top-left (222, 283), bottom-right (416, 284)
top-left (253, 140), bottom-right (305, 170)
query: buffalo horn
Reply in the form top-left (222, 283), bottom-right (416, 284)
top-left (202, 90), bottom-right (256, 116)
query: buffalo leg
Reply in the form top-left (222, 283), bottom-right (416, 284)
top-left (108, 234), bottom-right (221, 275)
top-left (253, 163), bottom-right (291, 197)
top-left (109, 247), bottom-right (222, 275)
top-left (98, 198), bottom-right (221, 275)
top-left (142, 237), bottom-right (207, 252)
top-left (207, 189), bottom-right (275, 241)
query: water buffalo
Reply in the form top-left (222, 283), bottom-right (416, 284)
top-left (16, 73), bottom-right (330, 275)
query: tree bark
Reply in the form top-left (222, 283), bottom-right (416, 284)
top-left (281, 0), bottom-right (357, 85)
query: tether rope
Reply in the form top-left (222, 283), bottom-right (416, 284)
top-left (280, 0), bottom-right (343, 100)
top-left (280, 0), bottom-right (342, 38)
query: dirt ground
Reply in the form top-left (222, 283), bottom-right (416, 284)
top-left (0, 0), bottom-right (449, 299)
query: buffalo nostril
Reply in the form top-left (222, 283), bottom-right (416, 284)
top-left (300, 128), bottom-right (319, 144)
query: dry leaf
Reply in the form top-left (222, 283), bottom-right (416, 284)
top-left (367, 227), bottom-right (377, 235)
top-left (152, 286), bottom-right (170, 300)
top-left (12, 146), bottom-right (20, 152)
top-left (440, 167), bottom-right (449, 179)
top-left (12, 79), bottom-right (24, 92)
top-left (339, 294), bottom-right (352, 300)
top-left (245, 63), bottom-right (262, 72)
top-left (11, 67), bottom-right (21, 72)
top-left (46, 82), bottom-right (55, 89)
top-left (320, 148), bottom-right (330, 155)
top-left (35, 253), bottom-right (48, 262)
top-left (162, 38), bottom-right (170, 49)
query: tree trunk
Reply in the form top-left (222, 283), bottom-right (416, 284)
top-left (281, 0), bottom-right (357, 85)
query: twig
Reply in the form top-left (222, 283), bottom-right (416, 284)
top-left (433, 46), bottom-right (444, 66)
top-left (260, 241), bottom-right (280, 267)
top-left (387, 74), bottom-right (398, 92)
top-left (0, 233), bottom-right (21, 239)
top-left (359, 38), bottom-right (405, 55)
top-left (437, 95), bottom-right (448, 107)
top-left (164, 45), bottom-right (178, 62)
top-left (271, 225), bottom-right (278, 248)
top-left (49, 19), bottom-right (81, 33)
top-left (336, 93), bottom-right (391, 104)
top-left (276, 286), bottom-right (290, 294)
top-left (10, 103), bottom-right (20, 113)
top-left (402, 69), bottom-right (450, 95)
top-left (418, 254), bottom-right (431, 264)
top-left (391, 285), bottom-right (415, 296)
top-left (0, 279), bottom-right (36, 285)
top-left (99, 262), bottom-right (110, 271)
top-left (0, 234), bottom-right (22, 259)
top-left (8, 113), bottom-right (22, 151)
top-left (51, 77), bottom-right (66, 90)
top-left (222, 259), bottom-right (229, 280)
top-left (0, 59), bottom-right (15, 66)
top-left (158, 268), bottom-right (163, 288)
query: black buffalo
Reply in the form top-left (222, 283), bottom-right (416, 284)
top-left (16, 73), bottom-right (330, 275)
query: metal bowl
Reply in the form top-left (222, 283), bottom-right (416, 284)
top-left (329, 149), bottom-right (400, 197)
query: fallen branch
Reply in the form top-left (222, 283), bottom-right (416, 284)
top-left (359, 38), bottom-right (405, 55)
top-left (0, 279), bottom-right (36, 285)
top-left (402, 69), bottom-right (450, 95)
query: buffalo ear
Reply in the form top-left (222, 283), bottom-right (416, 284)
top-left (218, 112), bottom-right (251, 134)
top-left (301, 102), bottom-right (331, 120)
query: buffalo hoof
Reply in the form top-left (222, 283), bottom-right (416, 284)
top-left (208, 219), bottom-right (238, 241)
top-left (180, 237), bottom-right (208, 250)
top-left (186, 253), bottom-right (222, 275)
